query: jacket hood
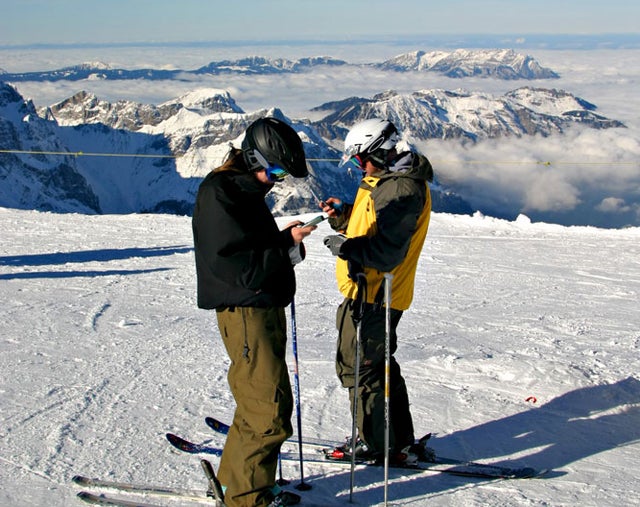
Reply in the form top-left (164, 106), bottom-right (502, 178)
top-left (381, 151), bottom-right (434, 183)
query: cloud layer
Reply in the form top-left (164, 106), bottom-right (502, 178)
top-left (423, 127), bottom-right (640, 227)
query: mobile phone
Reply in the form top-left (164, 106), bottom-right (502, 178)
top-left (301, 215), bottom-right (326, 227)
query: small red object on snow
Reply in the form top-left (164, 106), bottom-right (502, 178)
top-left (525, 396), bottom-right (537, 403)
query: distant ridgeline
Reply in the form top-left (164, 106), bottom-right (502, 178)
top-left (1, 49), bottom-right (558, 82)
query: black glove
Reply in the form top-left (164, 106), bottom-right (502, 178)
top-left (323, 234), bottom-right (347, 257)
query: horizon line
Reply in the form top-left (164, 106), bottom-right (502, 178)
top-left (2, 33), bottom-right (640, 51)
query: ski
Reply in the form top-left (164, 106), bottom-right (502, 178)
top-left (323, 452), bottom-right (546, 479)
top-left (73, 475), bottom-right (211, 502)
top-left (166, 432), bottom-right (317, 461)
top-left (166, 432), bottom-right (545, 479)
top-left (204, 416), bottom-right (229, 434)
top-left (204, 416), bottom-right (337, 448)
top-left (72, 475), bottom-right (213, 506)
top-left (77, 491), bottom-right (178, 507)
top-left (202, 417), bottom-right (545, 479)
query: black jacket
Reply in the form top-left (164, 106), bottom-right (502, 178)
top-left (192, 160), bottom-right (296, 310)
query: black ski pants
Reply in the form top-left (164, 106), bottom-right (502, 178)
top-left (335, 298), bottom-right (416, 455)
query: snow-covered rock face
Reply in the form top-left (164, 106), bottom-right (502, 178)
top-left (310, 87), bottom-right (624, 144)
top-left (376, 49), bottom-right (559, 79)
top-left (0, 82), bottom-right (101, 213)
top-left (48, 85), bottom-right (619, 146)
top-left (165, 89), bottom-right (244, 115)
top-left (43, 88), bottom-right (244, 132)
top-left (0, 81), bottom-right (33, 116)
top-left (0, 83), bottom-right (353, 216)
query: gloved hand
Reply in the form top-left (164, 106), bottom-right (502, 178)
top-left (323, 234), bottom-right (347, 257)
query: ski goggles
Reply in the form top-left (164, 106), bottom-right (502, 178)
top-left (245, 148), bottom-right (289, 182)
top-left (265, 164), bottom-right (289, 182)
top-left (340, 154), bottom-right (364, 171)
top-left (339, 144), bottom-right (362, 167)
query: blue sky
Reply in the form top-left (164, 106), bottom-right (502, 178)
top-left (1, 0), bottom-right (638, 46)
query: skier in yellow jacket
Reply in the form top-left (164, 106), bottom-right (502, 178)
top-left (322, 118), bottom-right (434, 464)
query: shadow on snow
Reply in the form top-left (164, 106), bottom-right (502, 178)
top-left (302, 376), bottom-right (640, 503)
top-left (0, 245), bottom-right (191, 279)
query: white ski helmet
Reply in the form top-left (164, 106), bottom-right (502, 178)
top-left (339, 118), bottom-right (399, 168)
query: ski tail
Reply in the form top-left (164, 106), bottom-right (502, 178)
top-left (201, 459), bottom-right (226, 507)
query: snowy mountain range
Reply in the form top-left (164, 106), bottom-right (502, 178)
top-left (0, 83), bottom-right (362, 215)
top-left (0, 79), bottom-right (624, 217)
top-left (0, 49), bottom-right (558, 82)
top-left (311, 88), bottom-right (623, 144)
top-left (375, 49), bottom-right (559, 79)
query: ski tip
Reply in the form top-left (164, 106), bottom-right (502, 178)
top-left (526, 467), bottom-right (550, 479)
top-left (204, 416), bottom-right (230, 434)
top-left (200, 459), bottom-right (215, 475)
top-left (505, 466), bottom-right (548, 479)
top-left (200, 459), bottom-right (226, 504)
top-left (165, 432), bottom-right (195, 451)
top-left (166, 433), bottom-right (224, 457)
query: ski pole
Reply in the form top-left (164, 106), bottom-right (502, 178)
top-left (350, 273), bottom-right (368, 503)
top-left (383, 273), bottom-right (394, 507)
top-left (290, 297), bottom-right (312, 491)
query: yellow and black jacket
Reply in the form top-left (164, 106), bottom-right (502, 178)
top-left (330, 152), bottom-right (433, 311)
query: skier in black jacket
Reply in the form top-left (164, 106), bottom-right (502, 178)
top-left (192, 117), bottom-right (316, 507)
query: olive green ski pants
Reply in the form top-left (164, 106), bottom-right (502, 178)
top-left (215, 306), bottom-right (293, 507)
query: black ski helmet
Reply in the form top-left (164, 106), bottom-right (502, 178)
top-left (241, 117), bottom-right (308, 178)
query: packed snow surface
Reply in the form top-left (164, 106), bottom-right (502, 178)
top-left (1, 207), bottom-right (639, 506)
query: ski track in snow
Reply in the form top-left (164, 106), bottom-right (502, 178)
top-left (1, 207), bottom-right (639, 506)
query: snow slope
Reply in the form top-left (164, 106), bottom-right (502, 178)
top-left (1, 206), bottom-right (639, 506)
